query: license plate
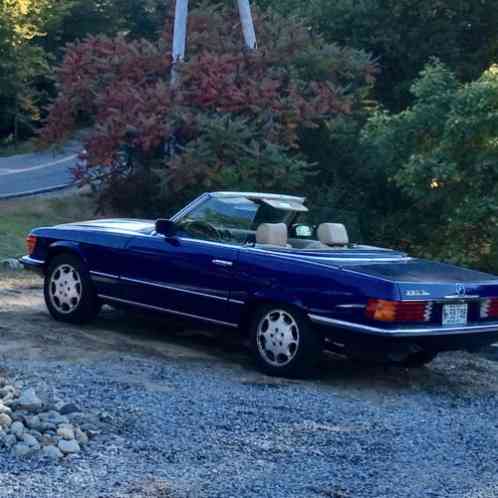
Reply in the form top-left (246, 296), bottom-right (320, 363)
top-left (442, 304), bottom-right (468, 326)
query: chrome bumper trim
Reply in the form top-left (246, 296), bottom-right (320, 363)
top-left (308, 314), bottom-right (498, 337)
top-left (19, 256), bottom-right (45, 266)
top-left (97, 295), bottom-right (239, 328)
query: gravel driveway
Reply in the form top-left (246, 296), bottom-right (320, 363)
top-left (1, 274), bottom-right (498, 498)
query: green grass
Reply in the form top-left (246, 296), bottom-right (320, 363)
top-left (0, 193), bottom-right (96, 260)
top-left (0, 140), bottom-right (37, 158)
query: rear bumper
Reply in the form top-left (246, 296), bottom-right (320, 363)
top-left (19, 255), bottom-right (45, 275)
top-left (309, 314), bottom-right (498, 355)
top-left (308, 314), bottom-right (498, 338)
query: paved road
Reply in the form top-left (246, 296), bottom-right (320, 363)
top-left (0, 142), bottom-right (81, 199)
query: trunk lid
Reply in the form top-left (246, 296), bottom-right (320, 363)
top-left (343, 259), bottom-right (498, 301)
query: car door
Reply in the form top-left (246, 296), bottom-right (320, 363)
top-left (120, 234), bottom-right (239, 326)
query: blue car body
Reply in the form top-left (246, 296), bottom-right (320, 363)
top-left (21, 191), bottom-right (498, 360)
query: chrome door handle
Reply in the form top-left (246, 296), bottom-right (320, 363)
top-left (212, 259), bottom-right (233, 267)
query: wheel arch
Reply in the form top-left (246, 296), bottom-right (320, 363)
top-left (239, 292), bottom-right (310, 336)
top-left (46, 241), bottom-right (88, 268)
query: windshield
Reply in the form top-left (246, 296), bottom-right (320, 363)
top-left (176, 196), bottom-right (300, 245)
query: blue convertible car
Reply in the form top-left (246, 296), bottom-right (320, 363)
top-left (21, 191), bottom-right (498, 376)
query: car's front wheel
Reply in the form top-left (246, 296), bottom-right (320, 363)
top-left (44, 254), bottom-right (100, 324)
top-left (249, 305), bottom-right (322, 377)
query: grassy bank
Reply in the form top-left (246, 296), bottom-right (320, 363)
top-left (0, 141), bottom-right (36, 158)
top-left (0, 193), bottom-right (96, 260)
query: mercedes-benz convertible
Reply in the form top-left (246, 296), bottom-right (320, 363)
top-left (21, 191), bottom-right (498, 376)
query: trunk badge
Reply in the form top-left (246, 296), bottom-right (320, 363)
top-left (456, 284), bottom-right (466, 296)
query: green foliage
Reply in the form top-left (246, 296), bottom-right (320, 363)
top-left (260, 0), bottom-right (498, 110)
top-left (165, 115), bottom-right (313, 198)
top-left (41, 3), bottom-right (376, 214)
top-left (0, 0), bottom-right (62, 142)
top-left (363, 62), bottom-right (498, 270)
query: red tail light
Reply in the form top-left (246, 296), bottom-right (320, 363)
top-left (481, 298), bottom-right (498, 318)
top-left (366, 299), bottom-right (432, 323)
top-left (26, 235), bottom-right (37, 255)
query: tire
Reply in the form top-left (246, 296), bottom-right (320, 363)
top-left (249, 304), bottom-right (323, 378)
top-left (399, 351), bottom-right (438, 368)
top-left (44, 253), bottom-right (100, 324)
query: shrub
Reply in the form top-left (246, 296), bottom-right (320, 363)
top-left (40, 2), bottom-right (377, 214)
top-left (363, 62), bottom-right (498, 271)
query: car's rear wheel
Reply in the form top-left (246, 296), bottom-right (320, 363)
top-left (44, 254), bottom-right (100, 324)
top-left (249, 304), bottom-right (322, 377)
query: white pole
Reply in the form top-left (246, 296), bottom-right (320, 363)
top-left (171, 0), bottom-right (189, 86)
top-left (237, 0), bottom-right (257, 50)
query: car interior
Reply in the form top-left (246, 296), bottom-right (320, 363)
top-left (174, 195), bottom-right (351, 251)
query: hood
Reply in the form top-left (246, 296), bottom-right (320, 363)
top-left (58, 219), bottom-right (155, 234)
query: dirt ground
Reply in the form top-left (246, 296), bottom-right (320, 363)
top-left (4, 272), bottom-right (498, 498)
top-left (2, 271), bottom-right (498, 399)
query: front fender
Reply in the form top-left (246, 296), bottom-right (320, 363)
top-left (47, 240), bottom-right (88, 266)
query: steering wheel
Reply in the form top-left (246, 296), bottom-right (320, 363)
top-left (181, 220), bottom-right (223, 241)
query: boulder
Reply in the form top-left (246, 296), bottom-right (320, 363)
top-left (16, 388), bottom-right (42, 412)
top-left (0, 414), bottom-right (12, 429)
top-left (58, 439), bottom-right (80, 454)
top-left (74, 427), bottom-right (88, 445)
top-left (0, 259), bottom-right (22, 271)
top-left (22, 433), bottom-right (40, 449)
top-left (14, 442), bottom-right (36, 458)
top-left (59, 403), bottom-right (81, 416)
top-left (10, 421), bottom-right (24, 439)
top-left (57, 424), bottom-right (75, 441)
top-left (43, 445), bottom-right (63, 460)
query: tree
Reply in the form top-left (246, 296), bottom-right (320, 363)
top-left (0, 0), bottom-right (65, 143)
top-left (363, 61), bottom-right (498, 271)
top-left (260, 0), bottom-right (498, 111)
top-left (40, 2), bottom-right (377, 215)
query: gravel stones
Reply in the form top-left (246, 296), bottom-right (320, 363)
top-left (0, 382), bottom-right (95, 462)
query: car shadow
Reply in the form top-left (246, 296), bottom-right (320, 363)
top-left (90, 307), bottom-right (498, 396)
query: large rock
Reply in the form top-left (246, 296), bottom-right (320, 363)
top-left (0, 259), bottom-right (22, 271)
top-left (16, 388), bottom-right (42, 412)
top-left (58, 439), bottom-right (80, 454)
top-left (74, 427), bottom-right (88, 445)
top-left (57, 424), bottom-right (75, 441)
top-left (22, 433), bottom-right (40, 450)
top-left (39, 411), bottom-right (69, 426)
top-left (10, 421), bottom-right (24, 439)
top-left (59, 403), bottom-right (81, 416)
top-left (14, 442), bottom-right (36, 458)
top-left (0, 385), bottom-right (15, 399)
top-left (0, 414), bottom-right (12, 429)
top-left (4, 434), bottom-right (16, 449)
top-left (0, 403), bottom-right (12, 415)
top-left (43, 445), bottom-right (63, 460)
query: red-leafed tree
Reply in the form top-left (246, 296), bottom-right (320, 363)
top-left (40, 2), bottom-right (377, 215)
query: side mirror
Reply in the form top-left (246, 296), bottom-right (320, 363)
top-left (155, 219), bottom-right (178, 238)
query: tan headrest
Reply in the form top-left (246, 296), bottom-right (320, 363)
top-left (256, 223), bottom-right (288, 246)
top-left (317, 223), bottom-right (349, 246)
